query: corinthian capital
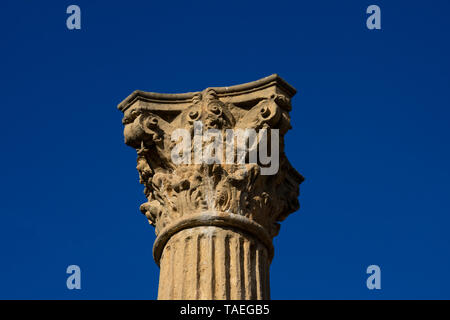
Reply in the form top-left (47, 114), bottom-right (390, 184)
top-left (118, 74), bottom-right (303, 299)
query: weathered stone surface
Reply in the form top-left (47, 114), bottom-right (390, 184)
top-left (118, 74), bottom-right (303, 300)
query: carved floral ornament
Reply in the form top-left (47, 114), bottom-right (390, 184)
top-left (118, 75), bottom-right (304, 265)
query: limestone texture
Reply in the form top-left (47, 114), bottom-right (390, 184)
top-left (118, 74), bottom-right (303, 299)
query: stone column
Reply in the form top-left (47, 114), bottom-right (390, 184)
top-left (118, 74), bottom-right (303, 300)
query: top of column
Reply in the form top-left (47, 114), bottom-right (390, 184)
top-left (118, 74), bottom-right (296, 113)
top-left (117, 75), bottom-right (304, 265)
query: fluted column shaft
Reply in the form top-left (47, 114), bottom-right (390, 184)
top-left (158, 226), bottom-right (270, 300)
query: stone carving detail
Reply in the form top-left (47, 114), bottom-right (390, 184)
top-left (118, 74), bottom-right (304, 299)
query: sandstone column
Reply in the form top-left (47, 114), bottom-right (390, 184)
top-left (118, 74), bottom-right (303, 300)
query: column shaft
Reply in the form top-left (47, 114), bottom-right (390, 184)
top-left (157, 226), bottom-right (270, 300)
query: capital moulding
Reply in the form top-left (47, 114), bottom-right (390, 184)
top-left (117, 74), bottom-right (304, 300)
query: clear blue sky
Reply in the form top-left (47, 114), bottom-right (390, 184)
top-left (1, 0), bottom-right (449, 299)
